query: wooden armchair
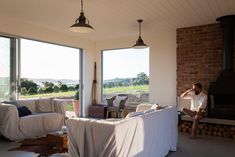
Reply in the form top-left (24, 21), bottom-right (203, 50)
top-left (106, 94), bottom-right (128, 118)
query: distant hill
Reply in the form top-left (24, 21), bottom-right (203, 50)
top-left (25, 78), bottom-right (79, 86)
top-left (104, 77), bottom-right (134, 83)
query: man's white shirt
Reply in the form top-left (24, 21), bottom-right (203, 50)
top-left (184, 91), bottom-right (207, 111)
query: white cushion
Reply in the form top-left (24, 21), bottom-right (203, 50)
top-left (136, 103), bottom-right (153, 112)
top-left (36, 98), bottom-right (54, 113)
top-left (17, 99), bottom-right (36, 113)
top-left (113, 96), bottom-right (127, 107)
top-left (125, 111), bottom-right (144, 118)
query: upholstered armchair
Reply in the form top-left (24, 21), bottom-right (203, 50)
top-left (106, 94), bottom-right (128, 118)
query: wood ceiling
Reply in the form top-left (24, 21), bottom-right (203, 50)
top-left (0, 0), bottom-right (235, 41)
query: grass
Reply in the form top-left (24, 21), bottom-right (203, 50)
top-left (103, 85), bottom-right (149, 94)
top-left (20, 91), bottom-right (76, 99)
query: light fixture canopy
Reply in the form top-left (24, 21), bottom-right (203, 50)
top-left (133, 19), bottom-right (148, 49)
top-left (69, 0), bottom-right (94, 33)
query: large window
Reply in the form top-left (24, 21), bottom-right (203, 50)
top-left (20, 39), bottom-right (80, 100)
top-left (102, 48), bottom-right (149, 106)
top-left (0, 36), bottom-right (83, 115)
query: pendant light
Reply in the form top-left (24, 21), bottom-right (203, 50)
top-left (133, 19), bottom-right (148, 49)
top-left (69, 0), bottom-right (94, 33)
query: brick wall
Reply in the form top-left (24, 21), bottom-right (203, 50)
top-left (177, 23), bottom-right (235, 96)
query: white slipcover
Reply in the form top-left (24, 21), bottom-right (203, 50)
top-left (0, 99), bottom-right (66, 141)
top-left (67, 106), bottom-right (178, 157)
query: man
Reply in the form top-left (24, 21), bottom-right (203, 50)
top-left (181, 83), bottom-right (207, 138)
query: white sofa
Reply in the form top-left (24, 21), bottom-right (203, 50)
top-left (0, 98), bottom-right (67, 141)
top-left (67, 104), bottom-right (178, 157)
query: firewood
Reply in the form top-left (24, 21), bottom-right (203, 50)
top-left (183, 128), bottom-right (188, 132)
top-left (217, 132), bottom-right (222, 137)
top-left (199, 124), bottom-right (204, 129)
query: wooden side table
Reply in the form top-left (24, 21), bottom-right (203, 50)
top-left (46, 132), bottom-right (68, 150)
top-left (88, 104), bottom-right (107, 119)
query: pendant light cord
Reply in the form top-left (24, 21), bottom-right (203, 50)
top-left (138, 19), bottom-right (143, 37)
top-left (81, 0), bottom-right (84, 13)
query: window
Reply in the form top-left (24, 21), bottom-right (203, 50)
top-left (0, 35), bottom-right (83, 116)
top-left (20, 39), bottom-right (81, 100)
top-left (102, 48), bottom-right (149, 106)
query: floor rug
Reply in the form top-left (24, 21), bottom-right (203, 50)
top-left (9, 137), bottom-right (67, 157)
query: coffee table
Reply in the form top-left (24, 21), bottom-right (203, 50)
top-left (46, 132), bottom-right (68, 150)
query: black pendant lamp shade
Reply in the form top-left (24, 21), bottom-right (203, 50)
top-left (133, 19), bottom-right (148, 49)
top-left (69, 0), bottom-right (94, 33)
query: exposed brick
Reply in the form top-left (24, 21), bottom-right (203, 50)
top-left (177, 23), bottom-right (235, 95)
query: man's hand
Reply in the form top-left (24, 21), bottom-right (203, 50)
top-left (181, 88), bottom-right (193, 98)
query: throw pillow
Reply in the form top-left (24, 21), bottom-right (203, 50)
top-left (113, 96), bottom-right (127, 107)
top-left (17, 99), bottom-right (36, 113)
top-left (125, 111), bottom-right (144, 118)
top-left (17, 106), bottom-right (32, 117)
top-left (36, 98), bottom-right (54, 113)
top-left (151, 104), bottom-right (160, 110)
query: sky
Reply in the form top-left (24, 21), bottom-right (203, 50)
top-left (103, 48), bottom-right (149, 80)
top-left (21, 39), bottom-right (149, 81)
top-left (21, 39), bottom-right (80, 80)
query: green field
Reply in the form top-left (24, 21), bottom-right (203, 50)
top-left (21, 85), bottom-right (149, 99)
top-left (103, 85), bottom-right (149, 94)
top-left (20, 91), bottom-right (76, 99)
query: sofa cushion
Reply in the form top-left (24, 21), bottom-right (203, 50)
top-left (17, 106), bottom-right (32, 117)
top-left (113, 96), bottom-right (127, 107)
top-left (19, 112), bottom-right (63, 137)
top-left (36, 98), bottom-right (54, 113)
top-left (17, 99), bottom-right (36, 113)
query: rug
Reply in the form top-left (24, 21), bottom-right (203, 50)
top-left (9, 137), bottom-right (68, 157)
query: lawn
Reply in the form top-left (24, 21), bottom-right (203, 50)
top-left (20, 91), bottom-right (76, 99)
top-left (103, 85), bottom-right (149, 94)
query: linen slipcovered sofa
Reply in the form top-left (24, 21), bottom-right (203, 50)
top-left (0, 98), bottom-right (67, 141)
top-left (67, 104), bottom-right (178, 157)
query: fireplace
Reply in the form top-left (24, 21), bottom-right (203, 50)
top-left (208, 15), bottom-right (235, 120)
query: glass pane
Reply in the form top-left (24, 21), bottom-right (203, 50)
top-left (102, 48), bottom-right (149, 107)
top-left (0, 37), bottom-right (11, 101)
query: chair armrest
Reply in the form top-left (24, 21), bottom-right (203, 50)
top-left (0, 103), bottom-right (19, 125)
top-left (0, 103), bottom-right (21, 140)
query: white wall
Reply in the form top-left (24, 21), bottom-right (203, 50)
top-left (95, 29), bottom-right (177, 106)
top-left (0, 14), bottom-right (96, 116)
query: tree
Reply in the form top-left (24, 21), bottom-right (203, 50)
top-left (75, 84), bottom-right (80, 90)
top-left (42, 81), bottom-right (54, 93)
top-left (21, 78), bottom-right (38, 95)
top-left (21, 87), bottom-right (27, 95)
top-left (53, 85), bottom-right (60, 93)
top-left (28, 87), bottom-right (38, 95)
top-left (21, 78), bottom-right (38, 91)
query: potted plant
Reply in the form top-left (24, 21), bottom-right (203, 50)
top-left (73, 90), bottom-right (79, 116)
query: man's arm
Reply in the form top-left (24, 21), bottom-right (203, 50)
top-left (181, 89), bottom-right (193, 98)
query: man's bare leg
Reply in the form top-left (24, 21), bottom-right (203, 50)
top-left (182, 108), bottom-right (196, 117)
top-left (190, 112), bottom-right (204, 138)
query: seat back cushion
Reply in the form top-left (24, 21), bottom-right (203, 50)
top-left (17, 99), bottom-right (36, 113)
top-left (36, 98), bottom-right (54, 113)
top-left (113, 96), bottom-right (127, 107)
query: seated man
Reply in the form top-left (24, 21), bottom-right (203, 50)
top-left (181, 83), bottom-right (207, 138)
